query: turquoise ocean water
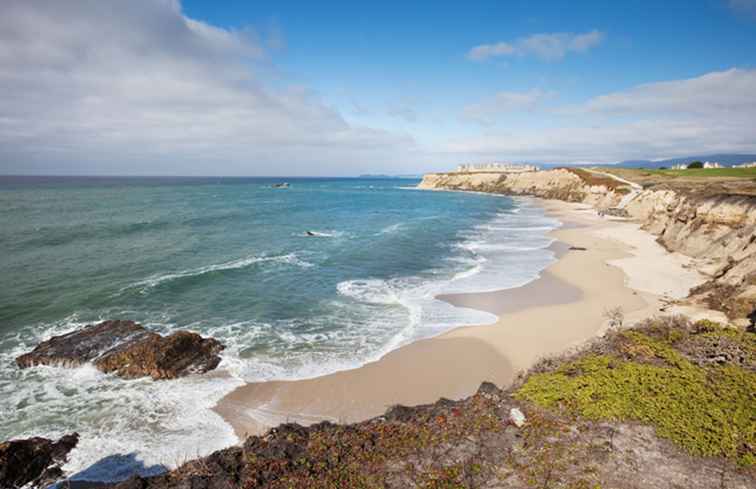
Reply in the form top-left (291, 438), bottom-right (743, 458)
top-left (0, 176), bottom-right (559, 481)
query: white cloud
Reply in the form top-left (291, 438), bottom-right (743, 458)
top-left (467, 42), bottom-right (516, 62)
top-left (467, 30), bottom-right (605, 62)
top-left (0, 2), bottom-right (751, 174)
top-left (0, 0), bottom-right (414, 175)
top-left (387, 106), bottom-right (418, 123)
top-left (446, 69), bottom-right (756, 162)
top-left (387, 100), bottom-right (419, 123)
top-left (581, 68), bottom-right (756, 117)
top-left (461, 89), bottom-right (555, 126)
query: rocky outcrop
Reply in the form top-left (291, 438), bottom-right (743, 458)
top-left (110, 393), bottom-right (756, 489)
top-left (419, 169), bottom-right (756, 323)
top-left (16, 320), bottom-right (150, 369)
top-left (106, 318), bottom-right (756, 488)
top-left (417, 168), bottom-right (624, 209)
top-left (0, 433), bottom-right (79, 489)
top-left (16, 320), bottom-right (224, 380)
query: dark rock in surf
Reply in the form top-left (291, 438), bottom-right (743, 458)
top-left (602, 207), bottom-right (630, 218)
top-left (15, 320), bottom-right (150, 369)
top-left (95, 329), bottom-right (224, 380)
top-left (0, 433), bottom-right (79, 489)
top-left (15, 320), bottom-right (224, 380)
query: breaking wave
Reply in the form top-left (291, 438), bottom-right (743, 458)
top-left (122, 254), bottom-right (314, 292)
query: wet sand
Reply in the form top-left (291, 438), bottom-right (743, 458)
top-left (215, 335), bottom-right (514, 438)
top-left (214, 198), bottom-right (711, 440)
top-left (438, 241), bottom-right (581, 317)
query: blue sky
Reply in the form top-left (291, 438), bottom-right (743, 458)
top-left (181, 1), bottom-right (756, 103)
top-left (1, 0), bottom-right (755, 175)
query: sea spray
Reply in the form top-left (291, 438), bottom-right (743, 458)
top-left (0, 177), bottom-right (560, 481)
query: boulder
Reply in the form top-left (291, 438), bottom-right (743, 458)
top-left (508, 408), bottom-right (526, 428)
top-left (16, 320), bottom-right (224, 380)
top-left (95, 330), bottom-right (224, 380)
top-left (0, 433), bottom-right (78, 489)
top-left (15, 320), bottom-right (150, 369)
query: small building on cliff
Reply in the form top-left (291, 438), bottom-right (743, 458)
top-left (454, 163), bottom-right (539, 173)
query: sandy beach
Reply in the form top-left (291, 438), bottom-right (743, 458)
top-left (214, 198), bottom-right (717, 440)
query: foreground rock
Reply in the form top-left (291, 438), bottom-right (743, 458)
top-left (0, 433), bottom-right (78, 489)
top-left (107, 317), bottom-right (754, 488)
top-left (16, 320), bottom-right (224, 380)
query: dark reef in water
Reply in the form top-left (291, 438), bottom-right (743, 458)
top-left (16, 320), bottom-right (224, 380)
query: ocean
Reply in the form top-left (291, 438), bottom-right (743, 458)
top-left (0, 176), bottom-right (560, 481)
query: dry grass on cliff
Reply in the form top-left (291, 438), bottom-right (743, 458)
top-left (597, 167), bottom-right (756, 197)
top-left (562, 168), bottom-right (631, 194)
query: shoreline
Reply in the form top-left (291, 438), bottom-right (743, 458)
top-left (213, 197), bottom-right (715, 440)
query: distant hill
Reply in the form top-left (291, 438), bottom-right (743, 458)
top-left (613, 154), bottom-right (756, 169)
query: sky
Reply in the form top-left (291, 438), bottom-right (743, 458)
top-left (1, 0), bottom-right (755, 176)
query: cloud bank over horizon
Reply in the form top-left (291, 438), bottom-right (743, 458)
top-left (0, 0), bottom-right (754, 175)
top-left (446, 68), bottom-right (756, 163)
top-left (0, 0), bottom-right (416, 175)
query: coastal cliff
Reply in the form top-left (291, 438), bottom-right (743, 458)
top-left (101, 317), bottom-right (756, 487)
top-left (419, 169), bottom-right (756, 324)
top-left (417, 169), bottom-right (625, 208)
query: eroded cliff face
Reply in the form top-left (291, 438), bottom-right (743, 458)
top-left (417, 169), bottom-right (622, 208)
top-left (626, 190), bottom-right (756, 321)
top-left (419, 170), bottom-right (756, 322)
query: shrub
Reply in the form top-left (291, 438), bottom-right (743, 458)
top-left (602, 306), bottom-right (624, 330)
top-left (515, 329), bottom-right (756, 465)
top-left (687, 161), bottom-right (704, 169)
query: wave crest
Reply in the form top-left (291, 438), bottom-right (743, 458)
top-left (124, 254), bottom-right (313, 292)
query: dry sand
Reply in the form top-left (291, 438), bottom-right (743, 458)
top-left (214, 198), bottom-right (713, 440)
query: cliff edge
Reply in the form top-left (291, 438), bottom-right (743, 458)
top-left (418, 168), bottom-right (756, 324)
top-left (96, 317), bottom-right (755, 488)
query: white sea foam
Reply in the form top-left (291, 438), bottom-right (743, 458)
top-left (475, 225), bottom-right (555, 232)
top-left (123, 253), bottom-right (313, 292)
top-left (0, 197), bottom-right (562, 484)
top-left (337, 275), bottom-right (500, 338)
top-left (440, 200), bottom-right (560, 294)
top-left (336, 279), bottom-right (399, 304)
top-left (0, 317), bottom-right (243, 483)
top-left (451, 260), bottom-right (483, 281)
top-left (379, 222), bottom-right (404, 234)
top-left (207, 312), bottom-right (426, 383)
top-left (299, 230), bottom-right (347, 238)
top-left (458, 242), bottom-right (553, 252)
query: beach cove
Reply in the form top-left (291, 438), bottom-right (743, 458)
top-left (214, 196), bottom-right (719, 439)
top-left (4, 170), bottom-right (753, 486)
